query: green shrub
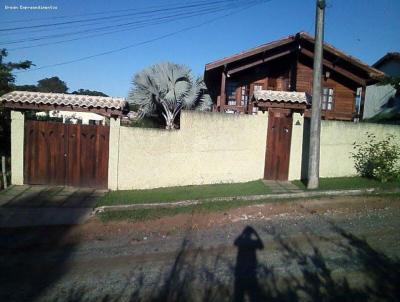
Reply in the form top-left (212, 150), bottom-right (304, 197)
top-left (351, 133), bottom-right (400, 182)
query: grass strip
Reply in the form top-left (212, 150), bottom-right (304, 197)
top-left (97, 180), bottom-right (271, 206)
top-left (98, 191), bottom-right (400, 223)
top-left (292, 177), bottom-right (399, 191)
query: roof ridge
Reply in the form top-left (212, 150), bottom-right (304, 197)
top-left (6, 90), bottom-right (126, 100)
top-left (1, 90), bottom-right (127, 110)
top-left (205, 31), bottom-right (384, 77)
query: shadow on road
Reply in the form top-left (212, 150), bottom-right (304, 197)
top-left (56, 220), bottom-right (400, 302)
top-left (233, 226), bottom-right (264, 302)
top-left (0, 186), bottom-right (88, 301)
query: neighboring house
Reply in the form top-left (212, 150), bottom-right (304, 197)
top-left (363, 52), bottom-right (400, 121)
top-left (36, 110), bottom-right (106, 125)
top-left (204, 32), bottom-right (383, 121)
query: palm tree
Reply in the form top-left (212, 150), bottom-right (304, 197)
top-left (129, 62), bottom-right (212, 129)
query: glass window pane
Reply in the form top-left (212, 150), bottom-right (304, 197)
top-left (254, 84), bottom-right (263, 91)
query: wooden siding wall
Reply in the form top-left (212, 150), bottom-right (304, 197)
top-left (206, 51), bottom-right (363, 121)
top-left (221, 61), bottom-right (291, 113)
top-left (296, 60), bottom-right (357, 120)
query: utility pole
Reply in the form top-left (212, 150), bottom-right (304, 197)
top-left (307, 0), bottom-right (325, 189)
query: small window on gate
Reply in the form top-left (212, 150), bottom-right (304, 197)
top-left (322, 88), bottom-right (334, 110)
top-left (240, 85), bottom-right (250, 106)
top-left (89, 120), bottom-right (99, 125)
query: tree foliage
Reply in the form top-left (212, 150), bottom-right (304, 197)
top-left (129, 62), bottom-right (211, 129)
top-left (12, 82), bottom-right (108, 97)
top-left (12, 84), bottom-right (38, 92)
top-left (0, 49), bottom-right (33, 96)
top-left (351, 133), bottom-right (400, 182)
top-left (37, 76), bottom-right (68, 93)
top-left (0, 49), bottom-right (33, 155)
top-left (377, 76), bottom-right (400, 92)
top-left (71, 89), bottom-right (108, 96)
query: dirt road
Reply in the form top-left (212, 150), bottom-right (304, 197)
top-left (1, 195), bottom-right (399, 301)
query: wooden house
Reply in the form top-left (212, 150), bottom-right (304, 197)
top-left (204, 32), bottom-right (384, 121)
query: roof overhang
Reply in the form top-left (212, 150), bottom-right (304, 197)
top-left (204, 32), bottom-right (385, 84)
top-left (205, 35), bottom-right (295, 71)
top-left (1, 91), bottom-right (129, 117)
top-left (253, 90), bottom-right (310, 111)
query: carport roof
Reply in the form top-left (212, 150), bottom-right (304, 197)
top-left (1, 91), bottom-right (128, 117)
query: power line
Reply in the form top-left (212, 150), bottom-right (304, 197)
top-left (2, 2), bottom-right (240, 45)
top-left (0, 1), bottom-right (236, 38)
top-left (0, 0), bottom-right (219, 24)
top-left (16, 1), bottom-right (266, 73)
top-left (7, 0), bottom-right (262, 51)
top-left (0, 0), bottom-right (237, 32)
top-left (9, 9), bottom-right (230, 50)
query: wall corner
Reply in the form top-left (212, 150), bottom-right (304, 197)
top-left (108, 117), bottom-right (121, 190)
top-left (11, 110), bottom-right (25, 185)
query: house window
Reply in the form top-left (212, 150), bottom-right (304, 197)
top-left (226, 80), bottom-right (237, 105)
top-left (253, 84), bottom-right (263, 92)
top-left (354, 87), bottom-right (362, 115)
top-left (322, 87), bottom-right (334, 110)
top-left (240, 85), bottom-right (250, 106)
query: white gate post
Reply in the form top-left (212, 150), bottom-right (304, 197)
top-left (11, 110), bottom-right (25, 185)
top-left (108, 117), bottom-right (121, 190)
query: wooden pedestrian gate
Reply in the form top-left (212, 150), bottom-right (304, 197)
top-left (264, 109), bottom-right (293, 181)
top-left (24, 120), bottom-right (109, 188)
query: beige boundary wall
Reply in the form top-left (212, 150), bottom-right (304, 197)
top-left (108, 111), bottom-right (269, 190)
top-left (319, 121), bottom-right (400, 178)
top-left (9, 109), bottom-right (399, 189)
top-left (294, 119), bottom-right (400, 180)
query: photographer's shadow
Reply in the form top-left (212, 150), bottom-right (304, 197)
top-left (233, 225), bottom-right (264, 302)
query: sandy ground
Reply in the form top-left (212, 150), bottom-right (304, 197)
top-left (0, 194), bottom-right (399, 301)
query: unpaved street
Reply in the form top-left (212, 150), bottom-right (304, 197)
top-left (1, 195), bottom-right (399, 301)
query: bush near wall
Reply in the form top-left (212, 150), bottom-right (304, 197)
top-left (351, 133), bottom-right (400, 182)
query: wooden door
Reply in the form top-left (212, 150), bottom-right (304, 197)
top-left (264, 109), bottom-right (293, 180)
top-left (24, 121), bottom-right (109, 188)
top-left (66, 124), bottom-right (109, 188)
top-left (24, 121), bottom-right (67, 185)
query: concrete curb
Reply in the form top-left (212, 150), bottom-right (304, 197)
top-left (93, 187), bottom-right (400, 215)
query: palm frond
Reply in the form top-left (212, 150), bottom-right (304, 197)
top-left (128, 62), bottom-right (212, 125)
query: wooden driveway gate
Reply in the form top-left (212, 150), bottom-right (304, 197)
top-left (24, 120), bottom-right (109, 188)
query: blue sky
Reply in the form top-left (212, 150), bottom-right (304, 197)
top-left (1, 0), bottom-right (399, 97)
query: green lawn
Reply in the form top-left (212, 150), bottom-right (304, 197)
top-left (97, 180), bottom-right (271, 206)
top-left (98, 177), bottom-right (400, 207)
top-left (97, 176), bottom-right (400, 222)
top-left (292, 177), bottom-right (400, 191)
